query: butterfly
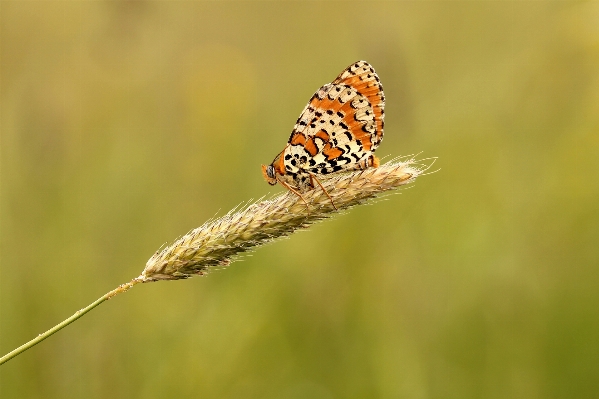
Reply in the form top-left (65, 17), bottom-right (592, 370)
top-left (262, 61), bottom-right (385, 209)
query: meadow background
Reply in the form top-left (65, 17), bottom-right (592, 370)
top-left (1, 1), bottom-right (598, 398)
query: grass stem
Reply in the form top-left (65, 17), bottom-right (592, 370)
top-left (0, 278), bottom-right (142, 365)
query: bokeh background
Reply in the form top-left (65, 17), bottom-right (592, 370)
top-left (1, 1), bottom-right (598, 398)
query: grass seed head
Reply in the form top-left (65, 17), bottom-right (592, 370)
top-left (141, 158), bottom-right (430, 281)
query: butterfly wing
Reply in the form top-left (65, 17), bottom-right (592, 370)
top-left (283, 61), bottom-right (385, 175)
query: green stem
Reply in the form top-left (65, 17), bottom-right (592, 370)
top-left (0, 277), bottom-right (143, 366)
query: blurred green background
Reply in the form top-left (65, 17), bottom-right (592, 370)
top-left (1, 1), bottom-right (598, 398)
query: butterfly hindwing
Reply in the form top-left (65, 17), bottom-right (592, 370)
top-left (285, 61), bottom-right (385, 176)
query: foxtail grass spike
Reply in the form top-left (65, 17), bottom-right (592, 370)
top-left (141, 158), bottom-right (428, 281)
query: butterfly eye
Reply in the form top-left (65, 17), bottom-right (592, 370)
top-left (267, 165), bottom-right (276, 179)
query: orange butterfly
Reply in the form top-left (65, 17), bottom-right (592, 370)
top-left (262, 61), bottom-right (385, 208)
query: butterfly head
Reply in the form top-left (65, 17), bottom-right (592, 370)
top-left (261, 164), bottom-right (277, 186)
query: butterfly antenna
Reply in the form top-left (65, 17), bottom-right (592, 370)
top-left (309, 173), bottom-right (338, 210)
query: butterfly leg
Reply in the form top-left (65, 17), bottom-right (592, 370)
top-left (309, 173), bottom-right (338, 210)
top-left (277, 177), bottom-right (311, 212)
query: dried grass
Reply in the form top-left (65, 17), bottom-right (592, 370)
top-left (141, 158), bottom-right (432, 281)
